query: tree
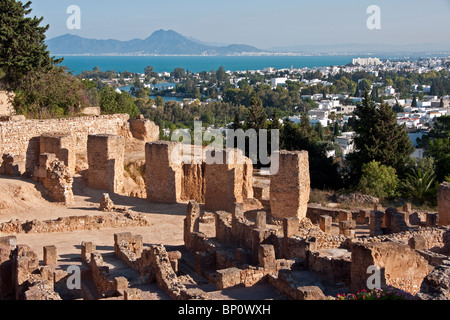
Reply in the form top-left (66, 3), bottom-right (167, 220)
top-left (0, 0), bottom-right (61, 89)
top-left (246, 94), bottom-right (267, 131)
top-left (357, 161), bottom-right (399, 199)
top-left (411, 95), bottom-right (418, 108)
top-left (346, 91), bottom-right (414, 184)
top-left (171, 67), bottom-right (185, 80)
top-left (418, 115), bottom-right (450, 181)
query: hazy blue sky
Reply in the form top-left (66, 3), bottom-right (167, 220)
top-left (29, 0), bottom-right (450, 49)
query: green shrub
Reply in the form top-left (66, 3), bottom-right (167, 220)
top-left (357, 161), bottom-right (399, 199)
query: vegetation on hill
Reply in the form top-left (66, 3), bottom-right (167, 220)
top-left (0, 0), bottom-right (138, 118)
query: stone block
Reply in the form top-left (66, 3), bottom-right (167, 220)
top-left (296, 286), bottom-right (326, 300)
top-left (87, 134), bottom-right (125, 194)
top-left (270, 150), bottom-right (310, 220)
top-left (43, 245), bottom-right (57, 266)
top-left (216, 268), bottom-right (242, 290)
top-left (350, 242), bottom-right (429, 295)
top-left (146, 141), bottom-right (183, 204)
top-left (319, 215), bottom-right (332, 233)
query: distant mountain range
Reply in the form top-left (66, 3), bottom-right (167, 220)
top-left (46, 29), bottom-right (263, 56)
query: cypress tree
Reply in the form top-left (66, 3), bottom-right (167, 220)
top-left (346, 91), bottom-right (414, 183)
top-left (0, 0), bottom-right (61, 89)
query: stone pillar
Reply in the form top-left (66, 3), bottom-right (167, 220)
top-left (145, 141), bottom-right (183, 204)
top-left (438, 183), bottom-right (450, 226)
top-left (426, 213), bottom-right (438, 228)
top-left (338, 211), bottom-right (352, 222)
top-left (40, 133), bottom-right (76, 175)
top-left (87, 134), bottom-right (125, 194)
top-left (81, 242), bottom-right (95, 263)
top-left (356, 210), bottom-right (370, 225)
top-left (184, 201), bottom-right (200, 250)
top-left (370, 211), bottom-right (384, 237)
top-left (283, 217), bottom-right (300, 238)
top-left (255, 212), bottom-right (267, 229)
top-left (319, 215), bottom-right (332, 233)
top-left (258, 245), bottom-right (276, 270)
top-left (339, 220), bottom-right (356, 238)
top-left (204, 149), bottom-right (248, 213)
top-left (43, 246), bottom-right (57, 266)
top-left (270, 151), bottom-right (310, 220)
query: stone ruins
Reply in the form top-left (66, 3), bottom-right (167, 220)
top-left (0, 113), bottom-right (449, 300)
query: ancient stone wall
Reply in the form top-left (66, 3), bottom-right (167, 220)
top-left (270, 151), bottom-right (310, 221)
top-left (350, 242), bottom-right (430, 294)
top-left (129, 116), bottom-right (160, 142)
top-left (40, 133), bottom-right (76, 175)
top-left (0, 114), bottom-right (130, 173)
top-left (0, 211), bottom-right (149, 234)
top-left (146, 141), bottom-right (183, 204)
top-left (87, 134), bottom-right (125, 194)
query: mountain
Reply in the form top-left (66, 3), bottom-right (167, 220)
top-left (46, 29), bottom-right (263, 56)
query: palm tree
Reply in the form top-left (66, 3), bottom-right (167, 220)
top-left (401, 168), bottom-right (437, 201)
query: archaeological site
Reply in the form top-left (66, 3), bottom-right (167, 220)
top-left (0, 113), bottom-right (449, 301)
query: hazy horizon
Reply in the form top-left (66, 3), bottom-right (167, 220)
top-left (30, 0), bottom-right (450, 51)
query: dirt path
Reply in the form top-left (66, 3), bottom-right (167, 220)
top-left (0, 175), bottom-right (188, 261)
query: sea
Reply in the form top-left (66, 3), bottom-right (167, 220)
top-left (55, 54), bottom-right (443, 75)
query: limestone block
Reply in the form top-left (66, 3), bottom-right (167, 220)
top-left (87, 134), bottom-right (125, 194)
top-left (351, 242), bottom-right (429, 295)
top-left (270, 150), bottom-right (310, 220)
top-left (43, 246), bottom-right (57, 265)
top-left (145, 141), bottom-right (183, 204)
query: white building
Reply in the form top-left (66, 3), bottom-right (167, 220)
top-left (271, 78), bottom-right (287, 88)
top-left (335, 132), bottom-right (356, 158)
top-left (352, 57), bottom-right (382, 66)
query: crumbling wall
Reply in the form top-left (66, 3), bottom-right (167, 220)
top-left (146, 141), bottom-right (183, 204)
top-left (0, 211), bottom-right (149, 234)
top-left (40, 133), bottom-right (76, 175)
top-left (350, 242), bottom-right (429, 295)
top-left (33, 153), bottom-right (74, 204)
top-left (0, 114), bottom-right (131, 174)
top-left (270, 151), bottom-right (310, 221)
top-left (204, 149), bottom-right (251, 213)
top-left (129, 115), bottom-right (160, 142)
top-left (87, 134), bottom-right (125, 194)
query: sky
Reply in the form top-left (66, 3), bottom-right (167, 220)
top-left (29, 0), bottom-right (450, 49)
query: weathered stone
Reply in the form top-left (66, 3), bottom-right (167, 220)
top-left (129, 116), bottom-right (160, 142)
top-left (258, 245), bottom-right (276, 269)
top-left (351, 242), bottom-right (429, 295)
top-left (216, 268), bottom-right (241, 290)
top-left (319, 215), bottom-right (332, 233)
top-left (99, 193), bottom-right (115, 212)
top-left (146, 141), bottom-right (183, 204)
top-left (408, 235), bottom-right (427, 251)
top-left (283, 217), bottom-right (300, 238)
top-left (370, 211), bottom-right (384, 237)
top-left (87, 134), bottom-right (125, 194)
top-left (43, 246), bottom-right (57, 266)
top-left (40, 133), bottom-right (76, 175)
top-left (270, 150), bottom-right (310, 220)
top-left (296, 286), bottom-right (326, 300)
